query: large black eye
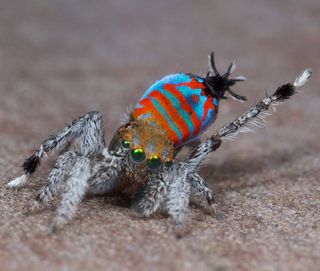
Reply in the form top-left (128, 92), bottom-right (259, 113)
top-left (147, 155), bottom-right (162, 170)
top-left (131, 148), bottom-right (146, 163)
top-left (122, 140), bottom-right (131, 149)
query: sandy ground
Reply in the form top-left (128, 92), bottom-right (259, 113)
top-left (0, 1), bottom-right (319, 270)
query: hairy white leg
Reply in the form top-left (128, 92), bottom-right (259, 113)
top-left (187, 172), bottom-right (217, 215)
top-left (165, 140), bottom-right (221, 220)
top-left (7, 111), bottom-right (105, 189)
top-left (166, 166), bottom-right (191, 224)
top-left (52, 156), bottom-right (90, 229)
top-left (32, 152), bottom-right (78, 210)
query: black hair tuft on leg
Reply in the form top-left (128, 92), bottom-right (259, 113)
top-left (22, 154), bottom-right (40, 174)
top-left (273, 83), bottom-right (295, 100)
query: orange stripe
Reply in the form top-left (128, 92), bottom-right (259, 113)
top-left (133, 99), bottom-right (180, 144)
top-left (133, 103), bottom-right (149, 119)
top-left (202, 97), bottom-right (216, 121)
top-left (164, 83), bottom-right (202, 135)
top-left (178, 77), bottom-right (205, 90)
top-left (149, 91), bottom-right (190, 141)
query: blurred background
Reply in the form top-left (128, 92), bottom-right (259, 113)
top-left (0, 1), bottom-right (319, 271)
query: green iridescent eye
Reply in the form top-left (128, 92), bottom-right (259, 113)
top-left (164, 161), bottom-right (173, 168)
top-left (147, 155), bottom-right (162, 170)
top-left (122, 140), bottom-right (131, 149)
top-left (131, 148), bottom-right (146, 163)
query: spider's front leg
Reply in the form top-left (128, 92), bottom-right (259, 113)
top-left (165, 166), bottom-right (191, 224)
top-left (165, 138), bottom-right (222, 224)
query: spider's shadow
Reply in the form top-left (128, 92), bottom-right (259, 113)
top-left (200, 145), bottom-right (311, 187)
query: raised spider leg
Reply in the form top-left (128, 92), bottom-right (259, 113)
top-left (214, 69), bottom-right (312, 140)
top-left (163, 139), bottom-right (221, 224)
top-left (131, 171), bottom-right (168, 217)
top-left (7, 111), bottom-right (105, 188)
top-left (187, 69), bottom-right (312, 167)
top-left (51, 156), bottom-right (90, 230)
top-left (180, 69), bottom-right (312, 216)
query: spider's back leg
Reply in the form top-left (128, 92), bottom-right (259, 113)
top-left (7, 111), bottom-right (105, 188)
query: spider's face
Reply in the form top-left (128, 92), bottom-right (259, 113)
top-left (109, 120), bottom-right (175, 171)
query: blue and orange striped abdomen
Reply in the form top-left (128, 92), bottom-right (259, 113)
top-left (132, 73), bottom-right (219, 146)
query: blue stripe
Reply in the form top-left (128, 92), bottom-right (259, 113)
top-left (140, 73), bottom-right (192, 100)
top-left (138, 113), bottom-right (153, 120)
top-left (176, 85), bottom-right (206, 123)
top-left (150, 97), bottom-right (183, 141)
top-left (201, 109), bottom-right (216, 131)
top-left (161, 89), bottom-right (195, 135)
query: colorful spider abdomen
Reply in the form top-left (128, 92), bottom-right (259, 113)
top-left (132, 73), bottom-right (219, 146)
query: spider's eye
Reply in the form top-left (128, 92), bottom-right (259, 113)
top-left (147, 155), bottom-right (162, 170)
top-left (131, 148), bottom-right (146, 163)
top-left (164, 161), bottom-right (173, 168)
top-left (122, 140), bottom-right (131, 149)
